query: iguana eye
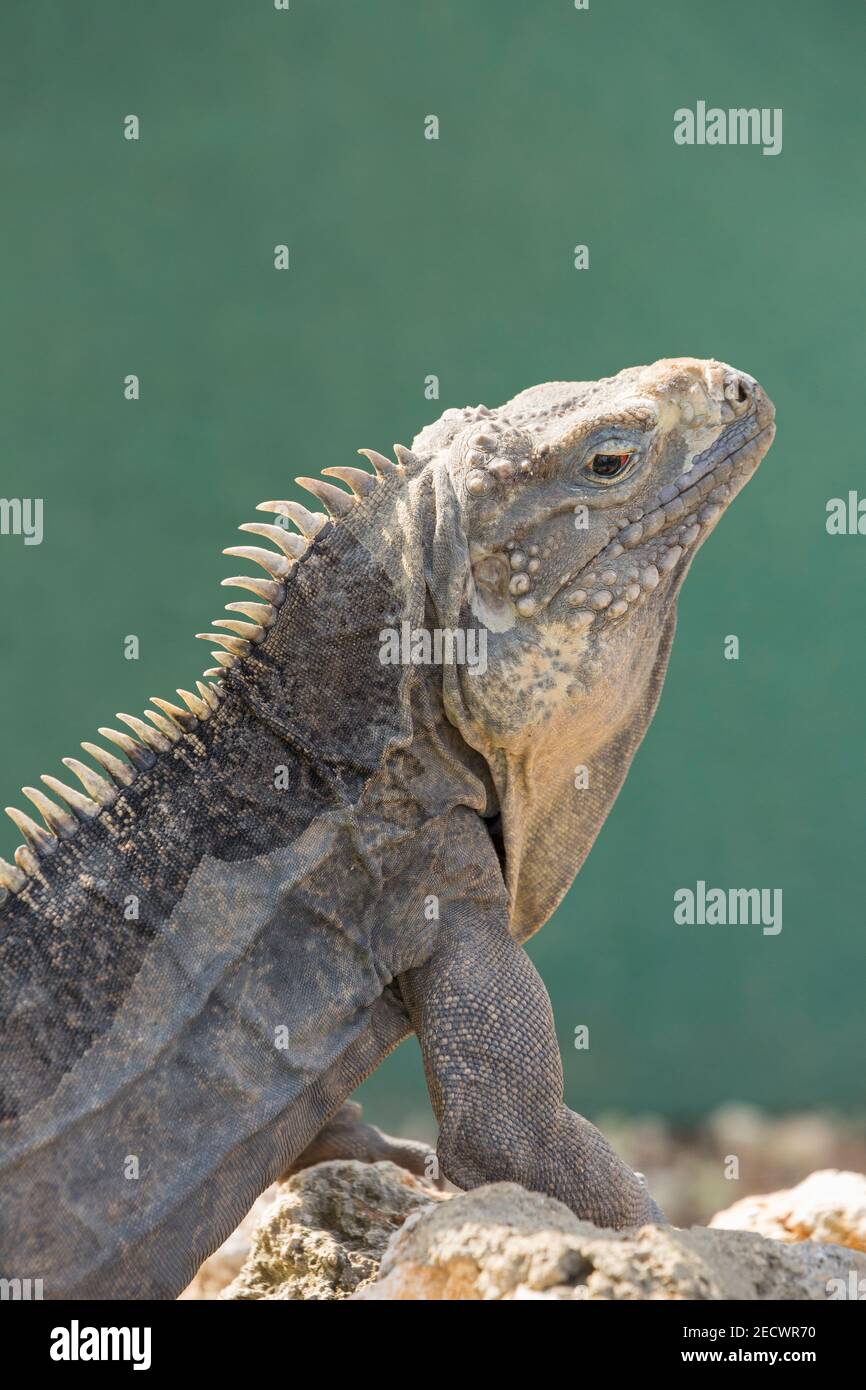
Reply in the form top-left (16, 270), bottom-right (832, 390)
top-left (585, 451), bottom-right (633, 481)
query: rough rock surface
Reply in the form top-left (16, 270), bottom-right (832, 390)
top-left (211, 1160), bottom-right (866, 1301)
top-left (356, 1183), bottom-right (865, 1300)
top-left (710, 1169), bottom-right (866, 1253)
top-left (221, 1160), bottom-right (442, 1300)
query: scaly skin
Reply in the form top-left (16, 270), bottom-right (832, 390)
top-left (0, 357), bottom-right (775, 1298)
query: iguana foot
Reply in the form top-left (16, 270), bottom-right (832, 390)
top-left (280, 1102), bottom-right (442, 1186)
top-left (436, 1103), bottom-right (666, 1229)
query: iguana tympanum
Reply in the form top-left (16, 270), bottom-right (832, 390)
top-left (0, 358), bottom-right (775, 1298)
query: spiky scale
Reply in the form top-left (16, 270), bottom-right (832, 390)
top-left (177, 688), bottom-right (210, 720)
top-left (144, 709), bottom-right (182, 743)
top-left (221, 574), bottom-right (285, 604)
top-left (82, 740), bottom-right (137, 788)
top-left (5, 806), bottom-right (58, 856)
top-left (295, 477), bottom-right (354, 517)
top-left (393, 444), bottom-right (418, 470)
top-left (40, 775), bottom-right (99, 821)
top-left (22, 787), bottom-right (78, 838)
top-left (98, 727), bottom-right (156, 772)
top-left (202, 668), bottom-right (226, 680)
top-left (213, 618), bottom-right (265, 642)
top-left (14, 844), bottom-right (39, 875)
top-left (224, 600), bottom-right (274, 627)
top-left (322, 465), bottom-right (376, 497)
top-left (116, 713), bottom-right (172, 754)
top-left (357, 448), bottom-right (398, 477)
top-left (62, 756), bottom-right (117, 808)
top-left (281, 531), bottom-right (307, 560)
top-left (196, 632), bottom-right (251, 658)
top-left (256, 500), bottom-right (326, 539)
top-left (0, 857), bottom-right (27, 893)
top-left (237, 522), bottom-right (307, 561)
top-left (153, 696), bottom-right (199, 731)
top-left (222, 545), bottom-right (291, 581)
top-left (210, 651), bottom-right (236, 669)
top-left (196, 681), bottom-right (220, 711)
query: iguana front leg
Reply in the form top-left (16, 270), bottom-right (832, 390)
top-left (399, 911), bottom-right (664, 1228)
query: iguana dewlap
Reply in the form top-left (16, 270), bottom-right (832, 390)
top-left (0, 358), bottom-right (775, 1298)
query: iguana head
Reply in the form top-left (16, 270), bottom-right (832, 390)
top-left (418, 358), bottom-right (776, 935)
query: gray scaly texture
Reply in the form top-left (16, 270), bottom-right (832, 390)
top-left (0, 357), bottom-right (776, 1298)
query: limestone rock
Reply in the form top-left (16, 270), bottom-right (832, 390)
top-left (187, 1158), bottom-right (866, 1301)
top-left (710, 1169), bottom-right (866, 1252)
top-left (221, 1160), bottom-right (441, 1300)
top-left (356, 1182), bottom-right (866, 1300)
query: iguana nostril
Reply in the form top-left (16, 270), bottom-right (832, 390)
top-left (724, 373), bottom-right (752, 412)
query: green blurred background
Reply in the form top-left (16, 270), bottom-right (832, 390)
top-left (1, 0), bottom-right (863, 1134)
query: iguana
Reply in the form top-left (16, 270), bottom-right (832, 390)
top-left (0, 357), bottom-right (775, 1299)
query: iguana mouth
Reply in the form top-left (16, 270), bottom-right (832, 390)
top-left (549, 417), bottom-right (775, 631)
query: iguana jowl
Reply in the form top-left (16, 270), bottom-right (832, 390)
top-left (0, 357), bottom-right (775, 1298)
